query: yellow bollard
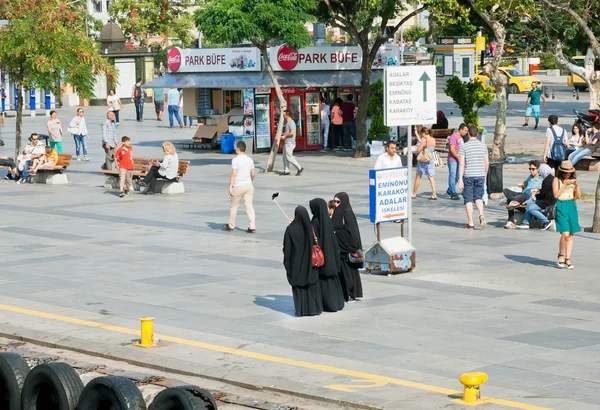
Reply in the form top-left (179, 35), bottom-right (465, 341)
top-left (459, 372), bottom-right (488, 403)
top-left (135, 317), bottom-right (158, 348)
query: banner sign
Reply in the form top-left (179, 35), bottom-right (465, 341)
top-left (167, 47), bottom-right (260, 73)
top-left (369, 167), bottom-right (409, 223)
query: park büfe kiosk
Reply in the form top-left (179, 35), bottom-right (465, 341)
top-left (364, 65), bottom-right (437, 275)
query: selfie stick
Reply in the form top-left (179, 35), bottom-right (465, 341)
top-left (271, 192), bottom-right (290, 220)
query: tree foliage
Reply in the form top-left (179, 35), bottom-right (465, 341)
top-left (403, 26), bottom-right (428, 43)
top-left (109, 0), bottom-right (195, 47)
top-left (0, 0), bottom-right (115, 158)
top-left (194, 0), bottom-right (314, 172)
top-left (444, 77), bottom-right (494, 127)
top-left (367, 79), bottom-right (389, 139)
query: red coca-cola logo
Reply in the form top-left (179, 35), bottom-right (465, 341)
top-left (277, 45), bottom-right (299, 70)
top-left (167, 47), bottom-right (182, 72)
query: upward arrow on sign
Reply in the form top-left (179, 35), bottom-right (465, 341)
top-left (419, 72), bottom-right (431, 102)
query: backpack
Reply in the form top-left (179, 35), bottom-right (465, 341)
top-left (550, 127), bottom-right (566, 161)
top-left (134, 84), bottom-right (142, 99)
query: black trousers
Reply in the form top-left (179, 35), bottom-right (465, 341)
top-left (332, 124), bottom-right (343, 147)
top-left (142, 166), bottom-right (171, 193)
top-left (504, 188), bottom-right (529, 221)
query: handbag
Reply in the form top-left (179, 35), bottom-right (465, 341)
top-left (67, 126), bottom-right (80, 134)
top-left (311, 228), bottom-right (325, 268)
top-left (348, 248), bottom-right (365, 264)
top-left (417, 149), bottom-right (433, 163)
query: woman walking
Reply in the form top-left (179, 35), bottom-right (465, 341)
top-left (331, 98), bottom-right (344, 150)
top-left (283, 206), bottom-right (323, 317)
top-left (553, 161), bottom-right (581, 270)
top-left (309, 198), bottom-right (344, 312)
top-left (139, 141), bottom-right (179, 195)
top-left (412, 127), bottom-right (437, 199)
top-left (46, 110), bottom-right (63, 153)
top-left (331, 192), bottom-right (363, 302)
top-left (107, 89), bottom-right (122, 126)
top-left (68, 108), bottom-right (89, 161)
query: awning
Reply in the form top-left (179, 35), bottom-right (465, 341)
top-left (145, 70), bottom-right (383, 89)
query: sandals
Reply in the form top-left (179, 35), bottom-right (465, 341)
top-left (411, 193), bottom-right (416, 199)
top-left (565, 258), bottom-right (574, 270)
top-left (428, 195), bottom-right (438, 200)
top-left (557, 254), bottom-right (566, 268)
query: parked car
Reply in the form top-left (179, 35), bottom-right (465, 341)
top-left (475, 66), bottom-right (543, 94)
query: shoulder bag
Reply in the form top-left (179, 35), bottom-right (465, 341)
top-left (67, 119), bottom-right (81, 135)
top-left (311, 228), bottom-right (325, 267)
top-left (417, 148), bottom-right (433, 163)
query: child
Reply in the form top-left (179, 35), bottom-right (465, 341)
top-left (32, 146), bottom-right (58, 174)
top-left (328, 200), bottom-right (336, 217)
top-left (17, 150), bottom-right (31, 174)
top-left (114, 136), bottom-right (134, 198)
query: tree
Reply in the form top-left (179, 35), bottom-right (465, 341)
top-left (465, 0), bottom-right (537, 161)
top-left (367, 79), bottom-right (389, 139)
top-left (315, 0), bottom-right (457, 158)
top-left (194, 0), bottom-right (314, 172)
top-left (0, 0), bottom-right (115, 159)
top-left (109, 0), bottom-right (195, 47)
top-left (444, 77), bottom-right (494, 127)
top-left (403, 26), bottom-right (428, 43)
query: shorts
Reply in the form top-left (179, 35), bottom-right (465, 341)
top-left (463, 176), bottom-right (485, 204)
top-left (154, 101), bottom-right (164, 113)
top-left (525, 104), bottom-right (540, 119)
top-left (555, 200), bottom-right (581, 234)
top-left (0, 158), bottom-right (16, 169)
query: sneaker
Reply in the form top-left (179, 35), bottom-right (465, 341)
top-left (246, 228), bottom-right (256, 234)
top-left (16, 178), bottom-right (22, 184)
top-left (451, 195), bottom-right (461, 200)
top-left (223, 223), bottom-right (234, 231)
top-left (516, 223), bottom-right (530, 229)
top-left (504, 221), bottom-right (516, 229)
top-left (479, 215), bottom-right (487, 229)
top-left (541, 220), bottom-right (554, 231)
top-left (76, 156), bottom-right (81, 161)
top-left (280, 172), bottom-right (291, 176)
top-left (84, 156), bottom-right (90, 161)
top-left (116, 122), bottom-right (120, 126)
top-left (533, 124), bottom-right (538, 130)
top-left (296, 168), bottom-right (304, 176)
top-left (507, 200), bottom-right (521, 209)
top-left (4, 175), bottom-right (11, 180)
top-left (463, 224), bottom-right (475, 229)
top-left (124, 190), bottom-right (129, 195)
top-left (119, 192), bottom-right (125, 198)
top-left (522, 123), bottom-right (529, 127)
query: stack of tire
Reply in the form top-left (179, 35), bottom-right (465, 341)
top-left (0, 352), bottom-right (217, 409)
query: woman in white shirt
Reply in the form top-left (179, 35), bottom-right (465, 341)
top-left (68, 108), bottom-right (89, 161)
top-left (139, 141), bottom-right (179, 194)
top-left (106, 89), bottom-right (122, 125)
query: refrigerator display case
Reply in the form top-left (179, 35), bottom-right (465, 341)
top-left (305, 92), bottom-right (321, 146)
top-left (255, 94), bottom-right (271, 151)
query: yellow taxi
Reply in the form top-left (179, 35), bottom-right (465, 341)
top-left (567, 56), bottom-right (600, 91)
top-left (475, 66), bottom-right (543, 94)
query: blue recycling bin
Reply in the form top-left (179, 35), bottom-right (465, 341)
top-left (221, 133), bottom-right (235, 154)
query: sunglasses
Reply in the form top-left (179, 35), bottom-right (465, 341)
top-left (529, 167), bottom-right (537, 170)
top-left (334, 200), bottom-right (341, 204)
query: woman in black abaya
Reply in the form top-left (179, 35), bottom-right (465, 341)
top-left (331, 192), bottom-right (364, 301)
top-left (283, 206), bottom-right (323, 316)
top-left (309, 198), bottom-right (345, 312)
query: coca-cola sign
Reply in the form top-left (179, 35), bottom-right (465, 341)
top-left (167, 47), bottom-right (182, 72)
top-left (277, 45), bottom-right (299, 71)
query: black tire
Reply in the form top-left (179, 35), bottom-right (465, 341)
top-left (179, 386), bottom-right (217, 410)
top-left (148, 386), bottom-right (215, 410)
top-left (77, 376), bottom-right (146, 410)
top-left (0, 352), bottom-right (31, 410)
top-left (509, 84), bottom-right (520, 94)
top-left (21, 362), bottom-right (83, 410)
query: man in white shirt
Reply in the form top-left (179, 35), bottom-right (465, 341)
top-left (224, 140), bottom-right (257, 233)
top-left (374, 140), bottom-right (403, 169)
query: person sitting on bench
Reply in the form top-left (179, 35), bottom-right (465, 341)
top-left (515, 164), bottom-right (556, 230)
top-left (504, 160), bottom-right (544, 229)
top-left (139, 141), bottom-right (179, 195)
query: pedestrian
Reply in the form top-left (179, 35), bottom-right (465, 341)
top-left (179, 89), bottom-right (193, 128)
top-left (515, 164), bottom-right (555, 230)
top-left (447, 123), bottom-right (467, 200)
top-left (309, 198), bottom-right (345, 313)
top-left (543, 115), bottom-right (568, 170)
top-left (331, 192), bottom-right (363, 302)
top-left (374, 140), bottom-right (402, 169)
top-left (568, 122), bottom-right (599, 166)
top-left (330, 98), bottom-right (344, 150)
top-left (0, 154), bottom-right (18, 180)
top-left (152, 88), bottom-right (165, 121)
top-left (566, 124), bottom-right (584, 159)
top-left (68, 108), bottom-right (89, 161)
top-left (283, 206), bottom-right (323, 317)
top-left (553, 161), bottom-right (581, 269)
top-left (320, 97), bottom-right (330, 149)
top-left (114, 136), bottom-right (134, 198)
top-left (431, 110), bottom-right (448, 129)
top-left (458, 125), bottom-right (489, 229)
top-left (158, 61), bottom-right (166, 77)
top-left (166, 87), bottom-right (183, 129)
top-left (522, 81), bottom-right (546, 129)
top-left (46, 110), bottom-right (63, 154)
top-left (106, 89), bottom-right (122, 125)
top-left (281, 109), bottom-right (303, 176)
top-left (224, 140), bottom-right (256, 233)
top-left (412, 127), bottom-right (437, 200)
top-left (139, 141), bottom-right (179, 195)
top-left (101, 111), bottom-right (118, 171)
top-left (131, 77), bottom-right (145, 122)
top-left (0, 110), bottom-right (4, 146)
top-left (503, 160), bottom-right (544, 229)
top-left (340, 95), bottom-right (357, 150)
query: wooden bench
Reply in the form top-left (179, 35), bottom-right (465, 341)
top-left (29, 154), bottom-right (72, 185)
top-left (430, 129), bottom-right (454, 157)
top-left (574, 147), bottom-right (600, 171)
top-left (101, 157), bottom-right (190, 194)
top-left (430, 128), bottom-right (454, 139)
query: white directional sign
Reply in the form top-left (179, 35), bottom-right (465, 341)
top-left (384, 65), bottom-right (437, 126)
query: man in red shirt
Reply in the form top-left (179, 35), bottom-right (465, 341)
top-left (341, 94), bottom-right (357, 151)
top-left (114, 136), bottom-right (134, 198)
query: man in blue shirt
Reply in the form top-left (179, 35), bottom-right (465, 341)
top-left (166, 87), bottom-right (183, 128)
top-left (503, 160), bottom-right (544, 229)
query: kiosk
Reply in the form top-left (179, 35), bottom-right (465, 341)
top-left (433, 37), bottom-right (476, 80)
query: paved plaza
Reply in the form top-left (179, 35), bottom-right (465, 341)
top-left (1, 84), bottom-right (599, 409)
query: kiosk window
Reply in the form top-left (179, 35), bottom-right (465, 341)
top-left (462, 57), bottom-right (470, 78)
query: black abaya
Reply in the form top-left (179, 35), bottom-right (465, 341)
top-left (310, 198), bottom-right (345, 312)
top-left (283, 206), bottom-right (323, 316)
top-left (331, 192), bottom-right (364, 301)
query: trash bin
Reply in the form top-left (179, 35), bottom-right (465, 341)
top-left (221, 133), bottom-right (235, 154)
top-left (487, 160), bottom-right (504, 194)
top-left (234, 135), bottom-right (254, 154)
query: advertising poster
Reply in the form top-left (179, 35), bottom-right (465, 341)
top-left (243, 88), bottom-right (254, 116)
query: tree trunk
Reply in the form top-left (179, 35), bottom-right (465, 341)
top-left (264, 50), bottom-right (287, 173)
top-left (14, 80), bottom-right (23, 160)
top-left (490, 81), bottom-right (508, 160)
top-left (593, 172), bottom-right (600, 233)
top-left (589, 78), bottom-right (600, 110)
top-left (355, 49), bottom-right (372, 158)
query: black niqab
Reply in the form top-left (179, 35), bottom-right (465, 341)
top-left (331, 192), bottom-right (362, 253)
top-left (283, 206), bottom-right (319, 287)
top-left (309, 198), bottom-right (340, 277)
